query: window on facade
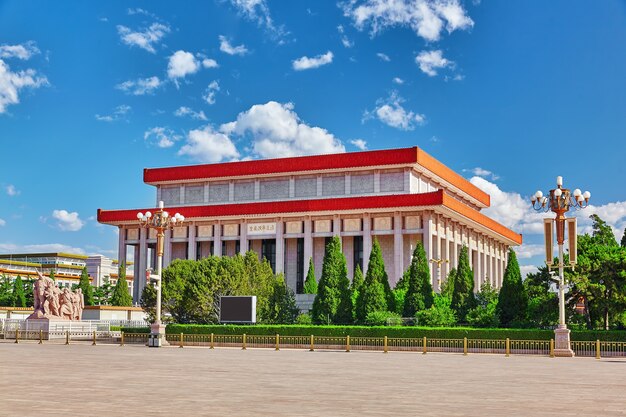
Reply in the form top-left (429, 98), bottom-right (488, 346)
top-left (161, 186), bottom-right (181, 205)
top-left (380, 171), bottom-right (404, 192)
top-left (353, 236), bottom-right (364, 274)
top-left (234, 181), bottom-right (254, 201)
top-left (294, 177), bottom-right (317, 197)
top-left (260, 179), bottom-right (289, 200)
top-left (185, 184), bottom-right (204, 204)
top-left (261, 239), bottom-right (276, 273)
top-left (221, 241), bottom-right (226, 256)
top-left (322, 175), bottom-right (345, 196)
top-left (209, 183), bottom-right (229, 202)
top-left (351, 173), bottom-right (374, 194)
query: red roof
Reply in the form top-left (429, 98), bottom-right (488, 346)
top-left (97, 190), bottom-right (521, 244)
top-left (144, 147), bottom-right (417, 184)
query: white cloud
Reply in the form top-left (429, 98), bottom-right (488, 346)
top-left (202, 58), bottom-right (219, 68)
top-left (6, 185), bottom-right (19, 196)
top-left (0, 218), bottom-right (5, 227)
top-left (167, 50), bottom-right (200, 81)
top-left (127, 8), bottom-right (155, 18)
top-left (514, 244), bottom-right (545, 260)
top-left (350, 139), bottom-right (368, 150)
top-left (376, 52), bottom-right (390, 62)
top-left (174, 106), bottom-right (207, 121)
top-left (0, 59), bottom-right (48, 114)
top-left (467, 167), bottom-right (499, 181)
top-left (0, 41), bottom-right (40, 60)
top-left (416, 50), bottom-right (453, 76)
top-left (115, 76), bottom-right (161, 95)
top-left (229, 0), bottom-right (287, 39)
top-left (365, 91), bottom-right (425, 130)
top-left (219, 36), bottom-right (249, 56)
top-left (342, 0), bottom-right (473, 42)
top-left (144, 127), bottom-right (182, 148)
top-left (392, 77), bottom-right (404, 84)
top-left (52, 209), bottom-right (85, 232)
top-left (292, 51), bottom-right (334, 71)
top-left (117, 23), bottom-right (170, 53)
top-left (178, 126), bottom-right (240, 163)
top-left (520, 265), bottom-right (539, 279)
top-left (203, 81), bottom-right (220, 105)
top-left (95, 105), bottom-right (130, 122)
top-left (337, 25), bottom-right (354, 48)
top-left (0, 243), bottom-right (87, 255)
top-left (222, 101), bottom-right (345, 158)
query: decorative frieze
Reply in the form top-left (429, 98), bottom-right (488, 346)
top-left (149, 228), bottom-right (157, 239)
top-left (405, 215), bottom-right (421, 230)
top-left (314, 219), bottom-right (332, 233)
top-left (286, 221), bottom-right (303, 234)
top-left (173, 226), bottom-right (187, 239)
top-left (197, 225), bottom-right (213, 238)
top-left (126, 229), bottom-right (139, 240)
top-left (223, 224), bottom-right (239, 237)
top-left (343, 218), bottom-right (361, 232)
top-left (247, 223), bottom-right (277, 235)
top-left (373, 217), bottom-right (392, 231)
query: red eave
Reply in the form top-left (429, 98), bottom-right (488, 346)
top-left (98, 191), bottom-right (445, 223)
top-left (143, 147), bottom-right (418, 184)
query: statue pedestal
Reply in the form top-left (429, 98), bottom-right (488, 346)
top-left (20, 319), bottom-right (110, 339)
top-left (148, 323), bottom-right (169, 347)
top-left (554, 326), bottom-right (575, 357)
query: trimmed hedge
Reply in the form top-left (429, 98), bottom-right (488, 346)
top-left (164, 324), bottom-right (626, 342)
top-left (120, 327), bottom-right (150, 333)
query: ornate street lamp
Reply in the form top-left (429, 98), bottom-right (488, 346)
top-left (430, 258), bottom-right (449, 291)
top-left (137, 200), bottom-right (185, 347)
top-left (531, 176), bottom-right (590, 356)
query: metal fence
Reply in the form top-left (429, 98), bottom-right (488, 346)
top-left (4, 331), bottom-right (626, 358)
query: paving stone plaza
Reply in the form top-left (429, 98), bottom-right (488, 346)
top-left (1, 343), bottom-right (625, 416)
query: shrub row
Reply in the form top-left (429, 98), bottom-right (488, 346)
top-left (162, 324), bottom-right (626, 342)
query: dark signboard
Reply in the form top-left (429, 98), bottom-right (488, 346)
top-left (219, 296), bottom-right (257, 323)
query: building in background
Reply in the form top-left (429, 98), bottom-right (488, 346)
top-left (86, 255), bottom-right (134, 290)
top-left (97, 147), bottom-right (523, 303)
top-left (0, 252), bottom-right (88, 288)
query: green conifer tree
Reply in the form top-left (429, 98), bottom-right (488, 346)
top-left (78, 267), bottom-right (94, 306)
top-left (620, 227), bottom-right (626, 248)
top-left (12, 276), bottom-right (26, 307)
top-left (441, 268), bottom-right (456, 299)
top-left (496, 249), bottom-right (528, 327)
top-left (303, 257), bottom-right (318, 294)
top-left (311, 236), bottom-right (352, 324)
top-left (110, 263), bottom-right (133, 307)
top-left (355, 239), bottom-right (391, 322)
top-left (403, 242), bottom-right (434, 316)
top-left (451, 246), bottom-right (476, 322)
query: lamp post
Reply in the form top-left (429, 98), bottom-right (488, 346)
top-left (137, 200), bottom-right (185, 347)
top-left (429, 258), bottom-right (449, 291)
top-left (531, 176), bottom-right (590, 357)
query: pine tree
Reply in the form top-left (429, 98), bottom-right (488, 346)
top-left (620, 227), bottom-right (626, 248)
top-left (12, 276), bottom-right (26, 307)
top-left (303, 257), bottom-right (318, 294)
top-left (78, 267), bottom-right (94, 306)
top-left (590, 214), bottom-right (618, 247)
top-left (496, 249), bottom-right (528, 327)
top-left (110, 263), bottom-right (133, 307)
top-left (403, 242), bottom-right (434, 316)
top-left (451, 246), bottom-right (476, 322)
top-left (441, 268), bottom-right (456, 299)
top-left (311, 236), bottom-right (352, 324)
top-left (355, 239), bottom-right (391, 322)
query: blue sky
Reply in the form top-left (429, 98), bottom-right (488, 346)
top-left (1, 0), bottom-right (625, 276)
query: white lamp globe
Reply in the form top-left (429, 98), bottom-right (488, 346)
top-left (583, 191), bottom-right (591, 199)
top-left (180, 215), bottom-right (185, 222)
top-left (146, 211), bottom-right (152, 218)
top-left (535, 191), bottom-right (543, 199)
top-left (163, 211), bottom-right (169, 218)
top-left (137, 212), bottom-right (143, 219)
top-left (573, 189), bottom-right (582, 197)
top-left (554, 189), bottom-right (562, 197)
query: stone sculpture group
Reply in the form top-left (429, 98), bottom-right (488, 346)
top-left (27, 271), bottom-right (84, 320)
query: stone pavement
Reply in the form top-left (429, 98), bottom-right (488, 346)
top-left (1, 343), bottom-right (625, 416)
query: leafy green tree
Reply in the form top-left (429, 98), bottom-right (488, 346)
top-left (311, 236), bottom-right (352, 324)
top-left (524, 266), bottom-right (558, 328)
top-left (590, 214), bottom-right (618, 247)
top-left (351, 264), bottom-right (364, 308)
top-left (110, 263), bottom-right (133, 307)
top-left (94, 276), bottom-right (114, 305)
top-left (48, 270), bottom-right (55, 281)
top-left (78, 267), bottom-right (94, 306)
top-left (467, 282), bottom-right (499, 327)
top-left (496, 249), bottom-right (527, 327)
top-left (403, 241), bottom-right (434, 317)
top-left (621, 227), bottom-right (626, 248)
top-left (23, 278), bottom-right (35, 307)
top-left (415, 294), bottom-right (457, 326)
top-left (267, 275), bottom-right (299, 324)
top-left (0, 275), bottom-right (12, 306)
top-left (11, 276), bottom-right (26, 307)
top-left (441, 268), bottom-right (456, 299)
top-left (303, 257), bottom-right (318, 294)
top-left (355, 239), bottom-right (391, 322)
top-left (140, 284), bottom-right (157, 323)
top-left (451, 246), bottom-right (476, 322)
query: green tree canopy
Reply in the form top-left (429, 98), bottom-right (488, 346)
top-left (12, 276), bottom-right (26, 307)
top-left (496, 249), bottom-right (528, 327)
top-left (467, 282), bottom-right (499, 328)
top-left (78, 267), bottom-right (94, 306)
top-left (110, 263), bottom-right (133, 307)
top-left (403, 241), bottom-right (434, 316)
top-left (311, 236), bottom-right (352, 324)
top-left (524, 266), bottom-right (558, 328)
top-left (303, 257), bottom-right (318, 294)
top-left (441, 268), bottom-right (456, 299)
top-left (451, 246), bottom-right (476, 322)
top-left (355, 239), bottom-right (391, 322)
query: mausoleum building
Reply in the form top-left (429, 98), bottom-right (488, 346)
top-left (97, 147), bottom-right (522, 303)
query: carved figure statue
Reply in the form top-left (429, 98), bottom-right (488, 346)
top-left (27, 270), bottom-right (86, 321)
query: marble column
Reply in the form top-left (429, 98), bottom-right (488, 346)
top-left (275, 219), bottom-right (284, 274)
top-left (393, 212), bottom-right (403, 284)
top-left (303, 217), bottom-right (312, 268)
top-left (214, 223), bottom-right (222, 256)
top-left (363, 214), bottom-right (372, 276)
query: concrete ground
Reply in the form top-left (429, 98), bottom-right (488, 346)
top-left (1, 342), bottom-right (625, 416)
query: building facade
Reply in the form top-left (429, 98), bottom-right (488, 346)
top-left (97, 147), bottom-right (522, 303)
top-left (86, 255), bottom-right (134, 293)
top-left (0, 253), bottom-right (88, 288)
